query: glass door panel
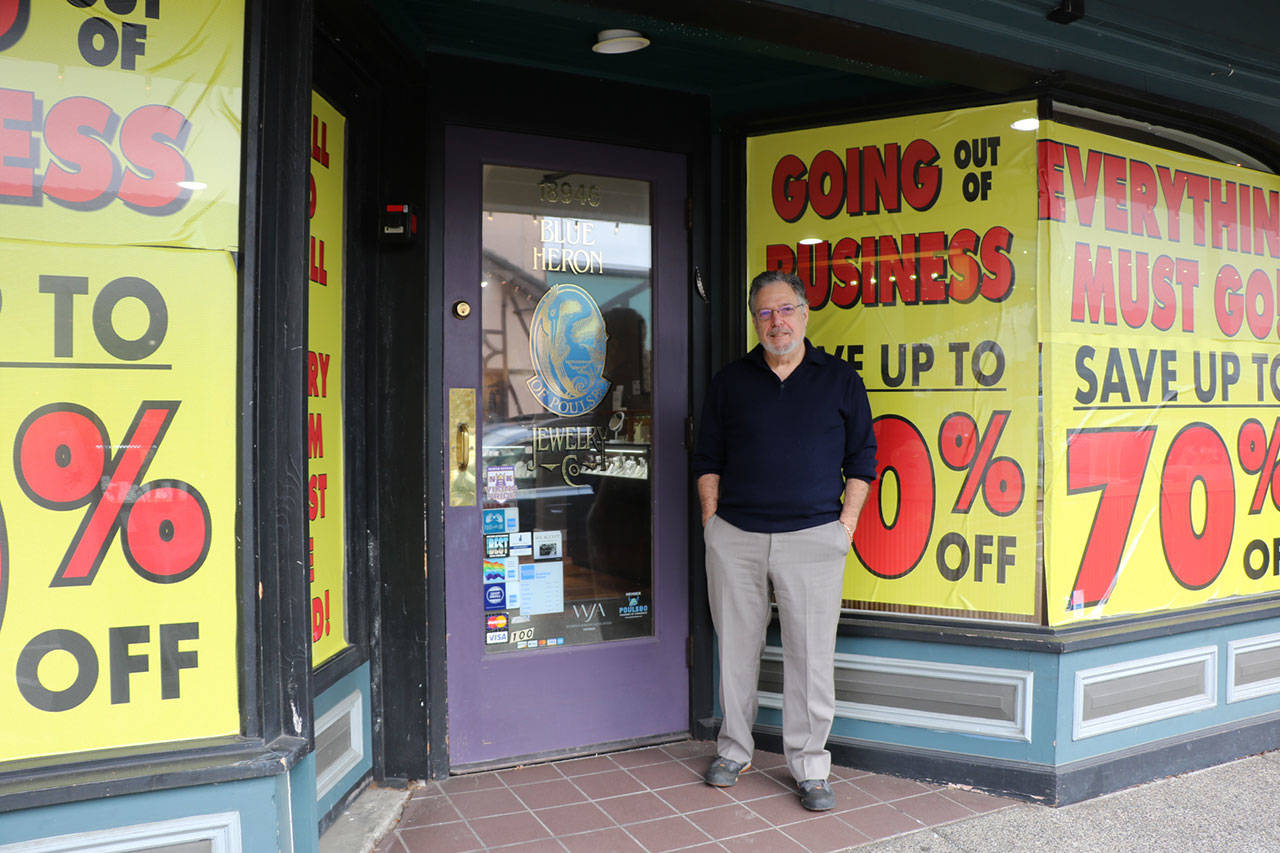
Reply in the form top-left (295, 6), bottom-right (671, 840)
top-left (480, 166), bottom-right (654, 653)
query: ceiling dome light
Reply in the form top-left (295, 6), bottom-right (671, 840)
top-left (592, 28), bottom-right (650, 54)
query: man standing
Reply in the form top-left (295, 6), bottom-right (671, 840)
top-left (692, 270), bottom-right (876, 811)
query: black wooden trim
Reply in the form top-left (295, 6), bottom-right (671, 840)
top-left (313, 645), bottom-right (367, 694)
top-left (689, 119), bottom-right (744, 736)
top-left (372, 82), bottom-right (431, 783)
top-left (1051, 710), bottom-right (1280, 806)
top-left (309, 28), bottom-right (379, 700)
top-left (724, 88), bottom-right (1019, 141)
top-left (719, 113), bottom-right (749, 373)
top-left (309, 0), bottom-right (433, 786)
top-left (692, 717), bottom-right (719, 742)
top-left (245, 0), bottom-right (316, 753)
top-left (236, 0), bottom-right (266, 747)
top-left (422, 110), bottom-right (449, 782)
top-left (0, 736), bottom-right (308, 814)
top-left (687, 131), bottom-right (717, 736)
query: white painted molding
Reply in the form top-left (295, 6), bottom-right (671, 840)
top-left (0, 811), bottom-right (241, 853)
top-left (1073, 646), bottom-right (1217, 740)
top-left (1227, 632), bottom-right (1280, 704)
top-left (756, 647), bottom-right (1034, 741)
top-left (315, 688), bottom-right (365, 799)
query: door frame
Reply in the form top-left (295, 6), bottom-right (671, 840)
top-left (372, 54), bottom-right (717, 782)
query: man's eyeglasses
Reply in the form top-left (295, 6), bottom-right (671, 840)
top-left (753, 303), bottom-right (801, 322)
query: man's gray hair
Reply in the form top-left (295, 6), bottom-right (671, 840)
top-left (748, 270), bottom-right (806, 313)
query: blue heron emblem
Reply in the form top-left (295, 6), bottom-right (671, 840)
top-left (528, 283), bottom-right (609, 416)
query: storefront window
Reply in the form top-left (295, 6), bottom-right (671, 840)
top-left (308, 92), bottom-right (349, 666)
top-left (0, 1), bottom-right (245, 762)
top-left (746, 99), bottom-right (1280, 626)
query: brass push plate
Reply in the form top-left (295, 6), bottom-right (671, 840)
top-left (449, 387), bottom-right (476, 506)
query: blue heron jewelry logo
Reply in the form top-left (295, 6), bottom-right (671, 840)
top-left (527, 283), bottom-right (609, 416)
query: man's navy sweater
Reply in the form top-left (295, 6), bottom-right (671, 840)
top-left (692, 340), bottom-right (877, 533)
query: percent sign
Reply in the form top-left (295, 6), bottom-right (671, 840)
top-left (937, 410), bottom-right (1024, 516)
top-left (1237, 417), bottom-right (1280, 514)
top-left (15, 401), bottom-right (211, 585)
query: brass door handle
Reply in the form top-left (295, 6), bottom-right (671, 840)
top-left (456, 422), bottom-right (470, 472)
top-left (448, 387), bottom-right (477, 506)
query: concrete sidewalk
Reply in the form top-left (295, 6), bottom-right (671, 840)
top-left (859, 751), bottom-right (1280, 853)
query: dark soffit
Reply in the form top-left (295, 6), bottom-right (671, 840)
top-left (365, 0), bottom-right (947, 102)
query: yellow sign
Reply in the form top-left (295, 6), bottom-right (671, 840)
top-left (0, 240), bottom-right (239, 762)
top-left (747, 102), bottom-right (1041, 620)
top-left (1040, 121), bottom-right (1280, 624)
top-left (0, 3), bottom-right (242, 764)
top-left (308, 92), bottom-right (347, 666)
top-left (0, 0), bottom-right (244, 249)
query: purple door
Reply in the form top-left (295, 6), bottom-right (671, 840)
top-left (443, 127), bottom-right (689, 768)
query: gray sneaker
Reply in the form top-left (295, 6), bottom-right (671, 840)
top-left (798, 779), bottom-right (835, 811)
top-left (704, 756), bottom-right (750, 787)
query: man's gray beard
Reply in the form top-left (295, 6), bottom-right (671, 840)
top-left (761, 336), bottom-right (801, 356)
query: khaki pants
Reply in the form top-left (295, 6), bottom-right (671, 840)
top-left (703, 514), bottom-right (849, 782)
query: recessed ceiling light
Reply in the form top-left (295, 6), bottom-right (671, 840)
top-left (592, 29), bottom-right (650, 54)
